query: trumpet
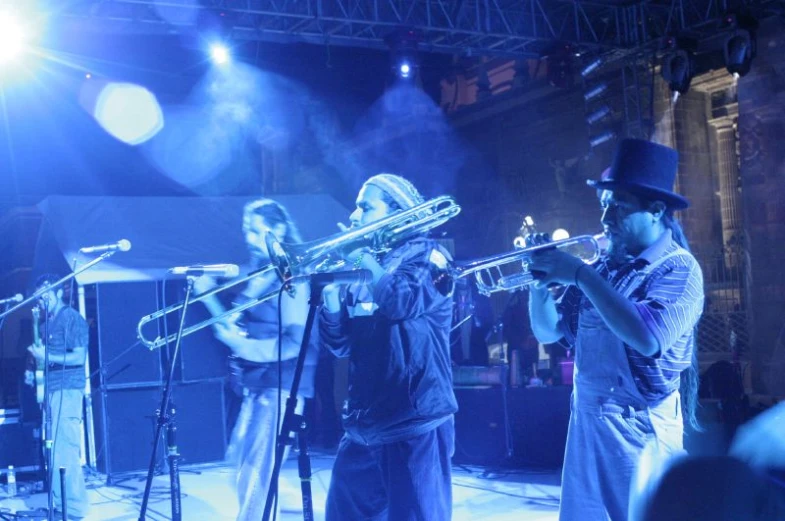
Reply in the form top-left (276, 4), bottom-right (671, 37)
top-left (137, 195), bottom-right (461, 350)
top-left (456, 233), bottom-right (608, 295)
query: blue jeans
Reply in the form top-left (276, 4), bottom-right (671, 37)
top-left (326, 418), bottom-right (454, 521)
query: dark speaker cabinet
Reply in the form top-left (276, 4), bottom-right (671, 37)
top-left (95, 282), bottom-right (163, 386)
top-left (92, 379), bottom-right (227, 475)
top-left (453, 386), bottom-right (511, 467)
top-left (0, 413), bottom-right (41, 472)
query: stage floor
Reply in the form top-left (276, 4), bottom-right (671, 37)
top-left (0, 452), bottom-right (562, 520)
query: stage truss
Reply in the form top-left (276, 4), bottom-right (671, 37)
top-left (58, 0), bottom-right (785, 59)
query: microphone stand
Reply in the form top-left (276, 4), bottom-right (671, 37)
top-left (262, 279), bottom-right (322, 521)
top-left (137, 278), bottom-right (193, 521)
top-left (42, 300), bottom-right (55, 521)
top-left (0, 251), bottom-right (118, 320)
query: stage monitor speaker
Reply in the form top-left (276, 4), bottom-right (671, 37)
top-left (92, 379), bottom-right (227, 476)
top-left (508, 386), bottom-right (571, 468)
top-left (0, 410), bottom-right (40, 471)
top-left (95, 282), bottom-right (162, 386)
top-left (453, 385), bottom-right (511, 467)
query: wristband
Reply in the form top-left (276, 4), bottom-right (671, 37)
top-left (575, 263), bottom-right (589, 289)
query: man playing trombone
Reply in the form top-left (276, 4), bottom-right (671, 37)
top-left (192, 199), bottom-right (318, 521)
top-left (319, 174), bottom-right (458, 521)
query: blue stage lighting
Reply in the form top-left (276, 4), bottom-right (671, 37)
top-left (93, 83), bottom-right (164, 145)
top-left (0, 11), bottom-right (25, 65)
top-left (399, 62), bottom-right (412, 78)
top-left (210, 43), bottom-right (230, 65)
top-left (589, 130), bottom-right (615, 149)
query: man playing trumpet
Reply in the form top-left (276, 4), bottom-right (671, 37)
top-left (320, 174), bottom-right (457, 521)
top-left (526, 139), bottom-right (704, 521)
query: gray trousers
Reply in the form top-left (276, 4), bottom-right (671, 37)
top-left (226, 388), bottom-right (303, 521)
top-left (50, 388), bottom-right (89, 519)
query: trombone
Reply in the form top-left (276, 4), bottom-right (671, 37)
top-left (265, 195), bottom-right (461, 282)
top-left (137, 196), bottom-right (462, 350)
top-left (136, 265), bottom-right (279, 351)
top-left (456, 233), bottom-right (607, 295)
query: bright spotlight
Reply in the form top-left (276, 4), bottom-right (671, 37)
top-left (552, 229), bottom-right (570, 241)
top-left (0, 12), bottom-right (26, 65)
top-left (93, 83), bottom-right (164, 145)
top-left (210, 44), bottom-right (230, 65)
top-left (399, 62), bottom-right (412, 79)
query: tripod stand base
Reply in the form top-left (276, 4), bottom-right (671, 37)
top-left (12, 509), bottom-right (53, 521)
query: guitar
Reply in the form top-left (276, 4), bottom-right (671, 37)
top-left (31, 306), bottom-right (45, 404)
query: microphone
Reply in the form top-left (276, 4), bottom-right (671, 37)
top-left (79, 239), bottom-right (132, 254)
top-left (310, 269), bottom-right (373, 286)
top-left (168, 264), bottom-right (240, 278)
top-left (0, 294), bottom-right (23, 305)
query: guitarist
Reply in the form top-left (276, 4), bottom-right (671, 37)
top-left (191, 198), bottom-right (319, 521)
top-left (26, 274), bottom-right (89, 520)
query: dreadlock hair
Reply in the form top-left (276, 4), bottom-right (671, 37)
top-left (661, 209), bottom-right (702, 433)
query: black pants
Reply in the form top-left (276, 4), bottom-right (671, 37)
top-left (326, 419), bottom-right (454, 521)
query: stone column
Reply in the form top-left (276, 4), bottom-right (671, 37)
top-left (710, 116), bottom-right (744, 267)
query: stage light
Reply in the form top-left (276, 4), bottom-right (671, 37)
top-left (210, 43), bottom-right (230, 65)
top-left (589, 130), bottom-right (615, 149)
top-left (583, 83), bottom-right (608, 102)
top-left (661, 49), bottom-right (694, 103)
top-left (724, 30), bottom-right (755, 79)
top-left (399, 62), bottom-right (412, 78)
top-left (552, 229), bottom-right (570, 241)
top-left (0, 11), bottom-right (26, 65)
top-left (586, 105), bottom-right (611, 125)
top-left (581, 58), bottom-right (603, 78)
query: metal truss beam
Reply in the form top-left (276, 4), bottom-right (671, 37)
top-left (58, 0), bottom-right (785, 58)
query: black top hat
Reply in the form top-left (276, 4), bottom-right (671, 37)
top-left (586, 139), bottom-right (690, 210)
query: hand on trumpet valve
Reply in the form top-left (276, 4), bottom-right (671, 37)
top-left (523, 232), bottom-right (551, 248)
top-left (526, 247), bottom-right (586, 289)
